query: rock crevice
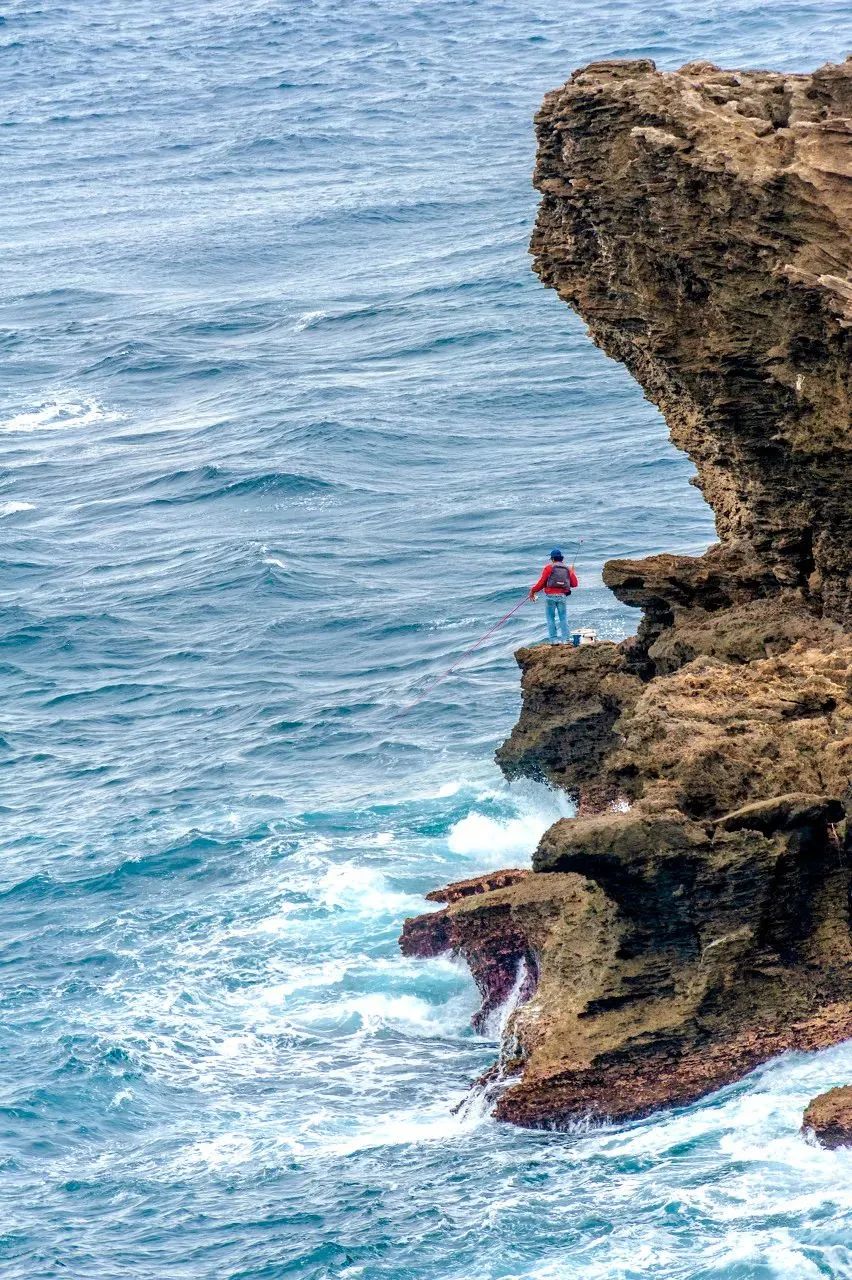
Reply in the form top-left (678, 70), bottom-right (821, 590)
top-left (401, 56), bottom-right (852, 1127)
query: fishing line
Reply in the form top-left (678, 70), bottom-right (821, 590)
top-left (397, 538), bottom-right (585, 716)
top-left (397, 592), bottom-right (531, 716)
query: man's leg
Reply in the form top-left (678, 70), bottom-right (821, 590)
top-left (545, 597), bottom-right (557, 643)
top-left (557, 598), bottom-right (569, 641)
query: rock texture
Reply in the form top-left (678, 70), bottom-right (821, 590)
top-left (803, 1085), bottom-right (852, 1148)
top-left (401, 57), bottom-right (852, 1127)
top-left (533, 57), bottom-right (852, 623)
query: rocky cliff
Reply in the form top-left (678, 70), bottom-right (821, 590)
top-left (401, 57), bottom-right (852, 1127)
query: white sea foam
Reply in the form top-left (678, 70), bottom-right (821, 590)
top-left (291, 988), bottom-right (474, 1038)
top-left (293, 309), bottom-right (328, 332)
top-left (239, 958), bottom-right (352, 1004)
top-left (482, 956), bottom-right (530, 1043)
top-left (447, 791), bottom-right (570, 865)
top-left (710, 1233), bottom-right (827, 1279)
top-left (452, 1079), bottom-right (496, 1128)
top-left (447, 809), bottom-right (539, 862)
top-left (0, 501), bottom-right (34, 516)
top-left (304, 1090), bottom-right (495, 1160)
top-left (0, 393), bottom-right (122, 434)
top-left (249, 906), bottom-right (301, 934)
top-left (184, 1132), bottom-right (256, 1171)
top-left (318, 861), bottom-right (423, 917)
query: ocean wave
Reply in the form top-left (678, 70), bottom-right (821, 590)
top-left (318, 862), bottom-right (424, 919)
top-left (286, 988), bottom-right (475, 1039)
top-left (298, 194), bottom-right (486, 231)
top-left (296, 1091), bottom-right (495, 1160)
top-left (0, 394), bottom-right (121, 434)
top-left (291, 301), bottom-right (411, 332)
top-left (144, 466), bottom-right (339, 505)
top-left (66, 836), bottom-right (231, 895)
top-left (5, 286), bottom-right (115, 311)
top-left (0, 501), bottom-right (34, 516)
top-left (293, 309), bottom-right (328, 332)
top-left (446, 785), bottom-right (573, 864)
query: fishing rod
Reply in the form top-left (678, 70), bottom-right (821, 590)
top-left (564, 537), bottom-right (584, 564)
top-left (397, 538), bottom-right (585, 717)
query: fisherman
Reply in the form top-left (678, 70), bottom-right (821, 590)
top-left (529, 549), bottom-right (578, 644)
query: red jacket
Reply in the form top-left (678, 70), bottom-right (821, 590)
top-left (531, 562), bottom-right (579, 596)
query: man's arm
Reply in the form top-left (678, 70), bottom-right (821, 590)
top-left (529, 564), bottom-right (550, 599)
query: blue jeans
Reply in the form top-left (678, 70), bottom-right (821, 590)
top-left (545, 595), bottom-right (569, 643)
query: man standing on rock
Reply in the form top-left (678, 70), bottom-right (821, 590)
top-left (529, 549), bottom-right (578, 644)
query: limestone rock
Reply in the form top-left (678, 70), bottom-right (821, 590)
top-left (401, 57), bottom-right (852, 1127)
top-left (803, 1086), bottom-right (852, 1148)
top-left (495, 641), bottom-right (642, 799)
top-left (532, 55), bottom-right (852, 621)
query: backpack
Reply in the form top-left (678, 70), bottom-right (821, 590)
top-left (545, 563), bottom-right (572, 593)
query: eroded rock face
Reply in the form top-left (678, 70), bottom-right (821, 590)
top-left (400, 57), bottom-right (852, 1127)
top-left (495, 642), bottom-right (643, 798)
top-left (533, 56), bottom-right (852, 622)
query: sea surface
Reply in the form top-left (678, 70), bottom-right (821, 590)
top-left (3, 2), bottom-right (852, 1277)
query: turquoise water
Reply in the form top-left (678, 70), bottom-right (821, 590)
top-left (3, 2), bottom-right (852, 1276)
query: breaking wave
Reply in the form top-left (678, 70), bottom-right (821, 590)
top-left (0, 393), bottom-right (121, 434)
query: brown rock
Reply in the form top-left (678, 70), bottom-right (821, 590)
top-left (401, 57), bottom-right (852, 1128)
top-left (803, 1086), bottom-right (852, 1148)
top-left (401, 871), bottom-right (544, 1032)
top-left (425, 868), bottom-right (529, 904)
top-left (495, 641), bottom-right (643, 801)
top-left (532, 56), bottom-right (852, 622)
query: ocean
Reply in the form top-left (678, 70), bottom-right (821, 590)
top-left (3, 2), bottom-right (852, 1276)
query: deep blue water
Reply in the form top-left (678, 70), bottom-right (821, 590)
top-left (3, 2), bottom-right (852, 1277)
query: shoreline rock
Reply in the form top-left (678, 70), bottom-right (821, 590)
top-left (400, 55), bottom-right (852, 1127)
top-left (803, 1086), bottom-right (852, 1149)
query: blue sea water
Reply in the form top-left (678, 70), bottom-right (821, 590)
top-left (3, 2), bottom-right (852, 1276)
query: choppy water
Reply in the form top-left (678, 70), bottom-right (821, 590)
top-left (3, 2), bottom-right (852, 1277)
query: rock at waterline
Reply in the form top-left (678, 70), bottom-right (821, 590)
top-left (803, 1087), bottom-right (852, 1149)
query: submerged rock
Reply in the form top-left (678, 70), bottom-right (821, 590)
top-left (401, 56), bottom-right (852, 1127)
top-left (803, 1087), bottom-right (852, 1149)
